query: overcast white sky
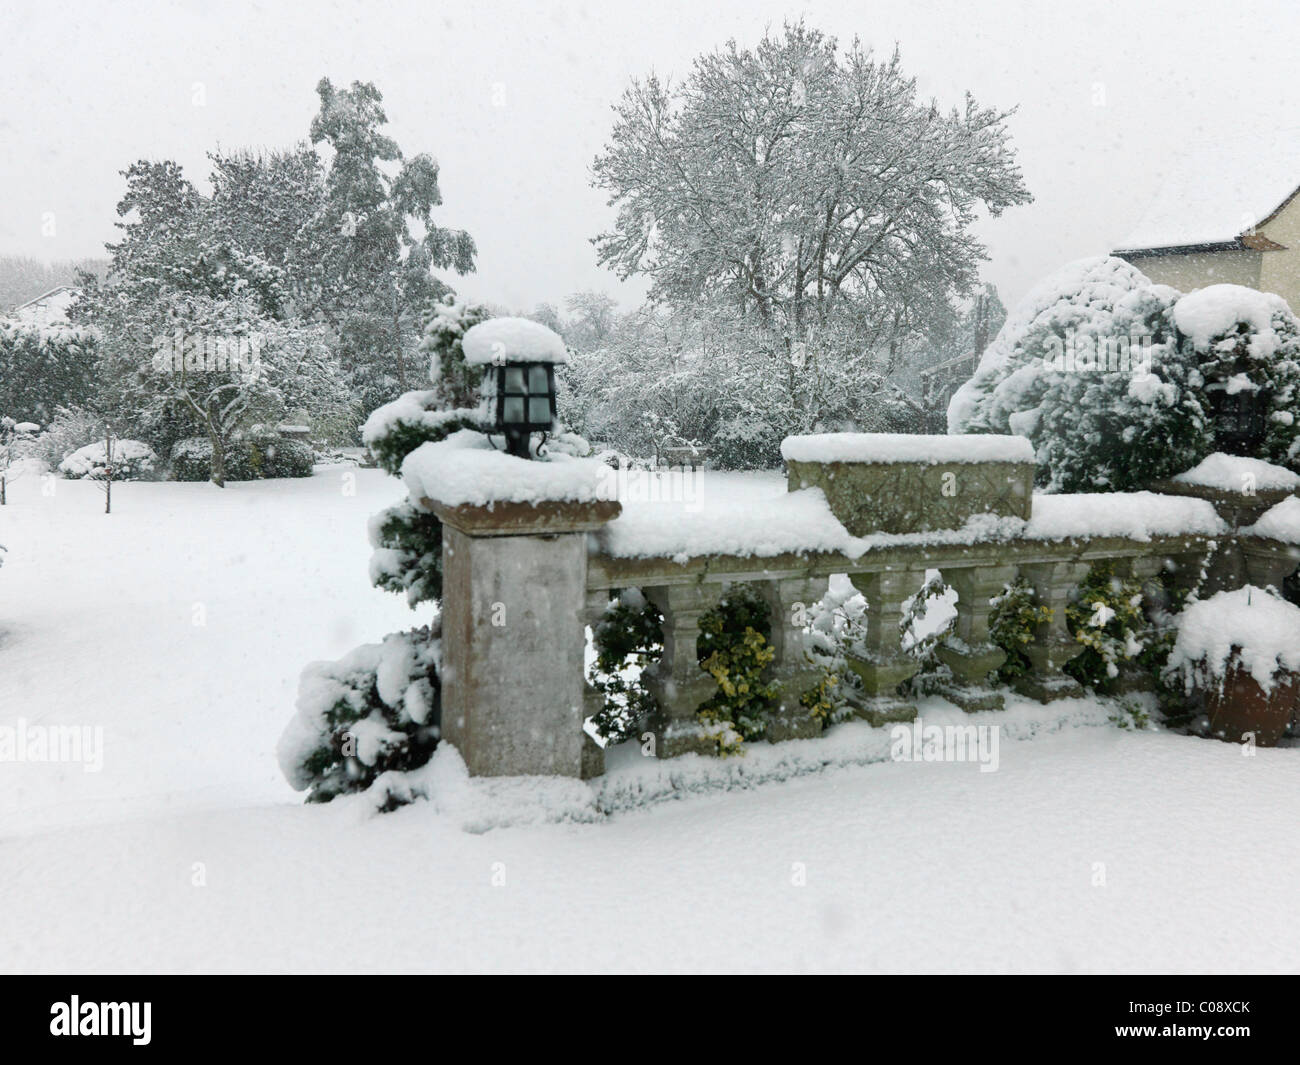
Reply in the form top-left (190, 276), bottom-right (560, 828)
top-left (2, 0), bottom-right (1297, 312)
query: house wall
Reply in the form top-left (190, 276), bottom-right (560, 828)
top-left (1257, 195), bottom-right (1300, 312)
top-left (1125, 248), bottom-right (1263, 293)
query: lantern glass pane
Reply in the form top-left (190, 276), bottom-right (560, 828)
top-left (529, 397), bottom-right (551, 424)
top-left (504, 366), bottom-right (526, 392)
top-left (503, 396), bottom-right (526, 423)
top-left (477, 369), bottom-right (496, 424)
top-left (528, 365), bottom-right (549, 392)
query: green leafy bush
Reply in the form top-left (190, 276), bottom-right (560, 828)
top-left (586, 590), bottom-right (664, 745)
top-left (990, 577), bottom-right (1053, 682)
top-left (586, 583), bottom-right (781, 754)
top-left (1065, 562), bottom-right (1149, 691)
top-left (695, 586), bottom-right (778, 751)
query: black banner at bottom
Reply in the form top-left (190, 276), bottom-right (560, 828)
top-left (0, 975), bottom-right (1295, 1052)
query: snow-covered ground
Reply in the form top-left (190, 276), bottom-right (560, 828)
top-left (2, 468), bottom-right (1298, 973)
top-left (0, 466), bottom-right (413, 834)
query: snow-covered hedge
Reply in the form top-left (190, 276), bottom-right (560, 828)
top-left (277, 626), bottom-right (441, 807)
top-left (58, 439), bottom-right (158, 480)
top-left (1166, 586), bottom-right (1300, 695)
top-left (948, 257), bottom-right (1300, 492)
top-left (169, 434), bottom-right (314, 481)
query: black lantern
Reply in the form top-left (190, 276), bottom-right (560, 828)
top-left (464, 317), bottom-right (567, 459)
top-left (477, 361), bottom-right (557, 457)
top-left (1207, 380), bottom-right (1270, 456)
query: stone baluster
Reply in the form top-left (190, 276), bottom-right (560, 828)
top-left (579, 587), bottom-right (614, 778)
top-left (1014, 560), bottom-right (1092, 702)
top-left (935, 563), bottom-right (1020, 711)
top-left (844, 568), bottom-right (922, 725)
top-left (757, 576), bottom-right (828, 741)
top-left (1242, 538), bottom-right (1300, 596)
top-left (642, 582), bottom-right (725, 757)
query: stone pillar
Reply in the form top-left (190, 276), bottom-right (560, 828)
top-left (1014, 560), bottom-right (1091, 702)
top-left (844, 569), bottom-right (921, 726)
top-left (935, 564), bottom-right (1019, 711)
top-left (757, 576), bottom-right (827, 742)
top-left (435, 499), bottom-right (620, 777)
top-left (641, 581), bottom-right (725, 757)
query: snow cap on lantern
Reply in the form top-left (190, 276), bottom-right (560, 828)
top-left (465, 317), bottom-right (567, 458)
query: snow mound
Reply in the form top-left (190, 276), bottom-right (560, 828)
top-left (1245, 495), bottom-right (1300, 543)
top-left (1024, 492), bottom-right (1226, 541)
top-left (1173, 285), bottom-right (1286, 352)
top-left (462, 317), bottom-right (568, 366)
top-left (58, 439), bottom-right (157, 479)
top-left (593, 472), bottom-right (1226, 560)
top-left (782, 432), bottom-right (1033, 465)
top-left (401, 428), bottom-right (609, 506)
top-left (340, 696), bottom-right (1116, 830)
top-left (1173, 452), bottom-right (1300, 492)
top-left (1167, 586), bottom-right (1300, 693)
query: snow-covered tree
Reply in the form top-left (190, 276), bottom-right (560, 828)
top-left (592, 21), bottom-right (1031, 371)
top-left (560, 298), bottom-right (922, 467)
top-left (278, 302), bottom-right (507, 808)
top-left (948, 257), bottom-right (1300, 491)
top-left (308, 78), bottom-right (477, 392)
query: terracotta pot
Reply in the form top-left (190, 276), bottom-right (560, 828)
top-left (1203, 664), bottom-right (1300, 746)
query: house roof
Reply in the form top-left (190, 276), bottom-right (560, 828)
top-left (9, 286), bottom-right (80, 326)
top-left (1114, 131), bottom-right (1300, 256)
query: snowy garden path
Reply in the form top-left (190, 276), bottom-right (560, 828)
top-left (1, 469), bottom-right (1297, 972)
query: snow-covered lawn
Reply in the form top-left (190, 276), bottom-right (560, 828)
top-left (2, 468), bottom-right (1297, 973)
top-left (0, 466), bottom-right (413, 834)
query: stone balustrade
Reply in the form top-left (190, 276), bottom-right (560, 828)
top-left (422, 433), bottom-right (1300, 779)
top-left (585, 529), bottom-right (1226, 755)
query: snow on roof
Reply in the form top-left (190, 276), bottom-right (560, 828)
top-left (9, 285), bottom-right (79, 326)
top-left (462, 317), bottom-right (568, 366)
top-left (1167, 586), bottom-right (1300, 693)
top-left (401, 429), bottom-right (608, 506)
top-left (781, 432), bottom-right (1034, 465)
top-left (1245, 495), bottom-right (1300, 543)
top-left (1114, 129), bottom-right (1300, 253)
top-left (1173, 452), bottom-right (1300, 493)
top-left (592, 472), bottom-right (1226, 560)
